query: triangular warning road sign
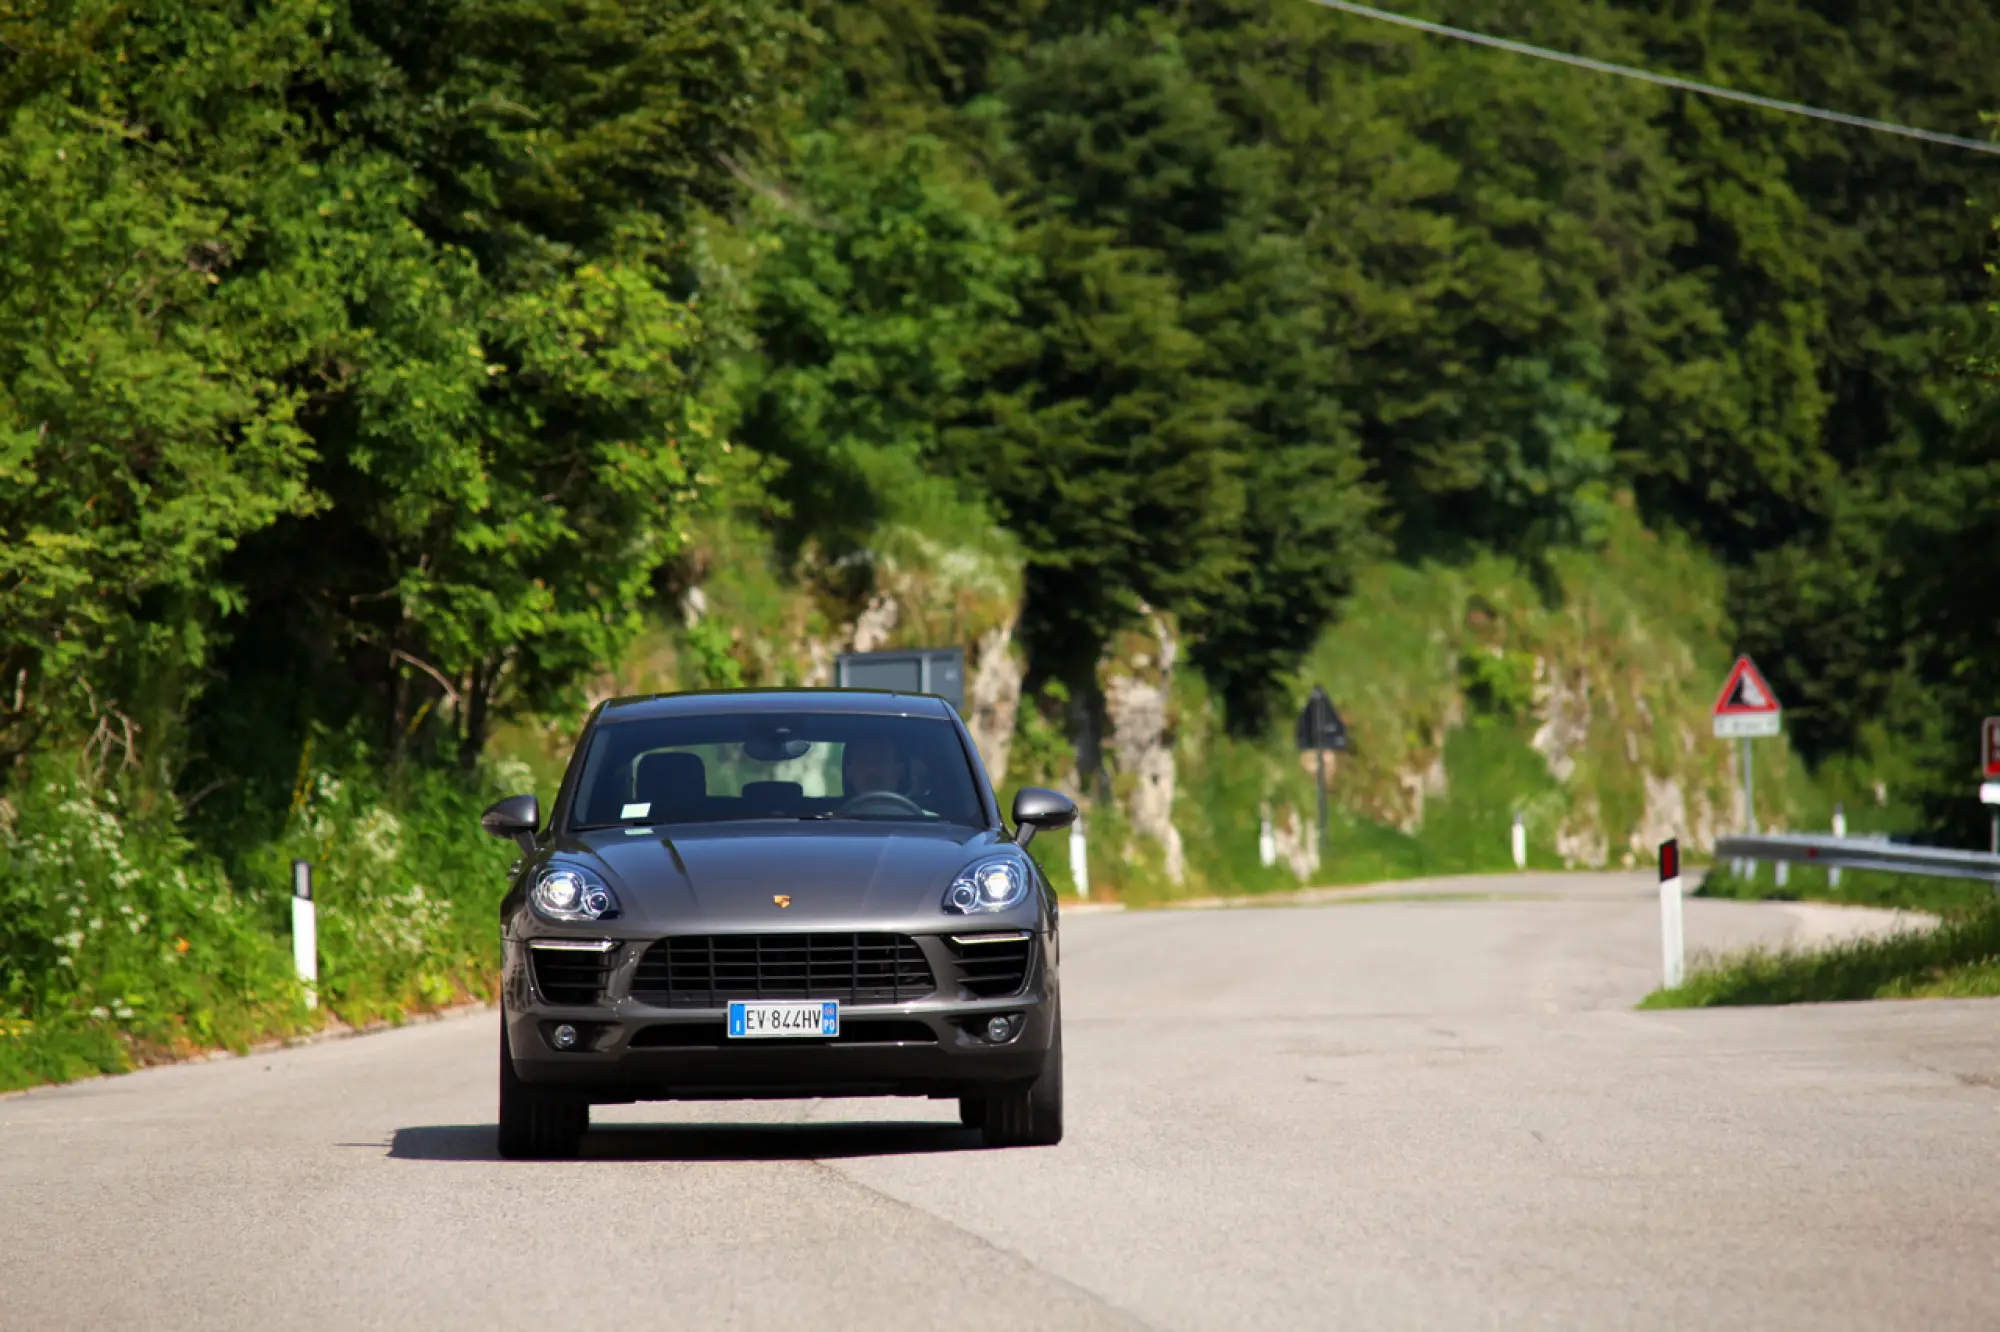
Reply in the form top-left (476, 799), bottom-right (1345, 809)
top-left (1713, 655), bottom-right (1781, 716)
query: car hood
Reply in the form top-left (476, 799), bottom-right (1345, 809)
top-left (548, 821), bottom-right (1022, 932)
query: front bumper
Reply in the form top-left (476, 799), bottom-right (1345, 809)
top-left (502, 932), bottom-right (1056, 1103)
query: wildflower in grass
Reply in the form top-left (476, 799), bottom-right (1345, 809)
top-left (353, 808), bottom-right (403, 864)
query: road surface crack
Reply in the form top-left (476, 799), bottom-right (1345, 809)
top-left (810, 1157), bottom-right (1164, 1331)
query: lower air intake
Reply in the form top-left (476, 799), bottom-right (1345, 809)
top-left (529, 945), bottom-right (616, 1006)
top-left (945, 933), bottom-right (1033, 998)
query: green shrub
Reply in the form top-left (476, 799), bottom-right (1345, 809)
top-left (238, 759), bottom-right (516, 1025)
top-left (0, 758), bottom-right (304, 1089)
top-left (0, 750), bottom-right (517, 1092)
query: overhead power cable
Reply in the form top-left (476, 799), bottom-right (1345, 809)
top-left (1302, 0), bottom-right (2000, 158)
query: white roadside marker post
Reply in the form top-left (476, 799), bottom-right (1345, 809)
top-left (291, 859), bottom-right (318, 1011)
top-left (1511, 811), bottom-right (1527, 871)
top-left (1830, 802), bottom-right (1844, 888)
top-left (1069, 818), bottom-right (1089, 900)
top-left (1658, 838), bottom-right (1685, 990)
top-left (1258, 810), bottom-right (1277, 869)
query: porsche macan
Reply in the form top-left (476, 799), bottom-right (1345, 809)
top-left (480, 688), bottom-right (1075, 1159)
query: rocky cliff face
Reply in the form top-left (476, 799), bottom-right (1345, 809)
top-left (963, 621), bottom-right (1023, 786)
top-left (1292, 513), bottom-right (1769, 874)
top-left (662, 519), bottom-right (1029, 784)
top-left (1100, 611), bottom-right (1186, 885)
top-left (582, 507), bottom-right (1796, 902)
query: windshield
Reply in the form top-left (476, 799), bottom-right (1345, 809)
top-left (567, 710), bottom-right (987, 830)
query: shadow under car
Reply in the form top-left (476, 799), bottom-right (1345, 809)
top-left (382, 1119), bottom-right (987, 1163)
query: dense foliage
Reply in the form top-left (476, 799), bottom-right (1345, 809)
top-left (772, 0), bottom-right (2000, 813)
top-left (2, 0), bottom-right (1998, 1075)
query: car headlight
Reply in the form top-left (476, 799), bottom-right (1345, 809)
top-left (943, 854), bottom-right (1031, 914)
top-left (532, 865), bottom-right (619, 922)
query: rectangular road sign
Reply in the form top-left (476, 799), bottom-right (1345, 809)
top-left (1715, 712), bottom-right (1783, 739)
top-left (835, 646), bottom-right (965, 711)
top-left (1984, 716), bottom-right (2000, 779)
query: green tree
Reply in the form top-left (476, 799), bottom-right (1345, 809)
top-left (178, 0), bottom-right (797, 809)
top-left (715, 124), bottom-right (1029, 564)
top-left (940, 213), bottom-right (1248, 690)
top-left (0, 1), bottom-right (322, 779)
top-left (974, 18), bottom-right (1381, 723)
top-left (1607, 0), bottom-right (2000, 778)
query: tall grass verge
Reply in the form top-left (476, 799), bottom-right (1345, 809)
top-left (1639, 900), bottom-right (2000, 1008)
top-left (0, 749), bottom-right (517, 1093)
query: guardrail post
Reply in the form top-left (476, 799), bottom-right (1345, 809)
top-left (291, 859), bottom-right (318, 1011)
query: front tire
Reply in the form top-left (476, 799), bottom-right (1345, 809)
top-left (497, 1018), bottom-right (586, 1160)
top-left (981, 1019), bottom-right (1062, 1148)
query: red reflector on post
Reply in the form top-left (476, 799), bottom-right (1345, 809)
top-left (1658, 838), bottom-right (1679, 882)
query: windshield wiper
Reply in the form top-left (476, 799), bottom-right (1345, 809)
top-left (795, 811), bottom-right (938, 821)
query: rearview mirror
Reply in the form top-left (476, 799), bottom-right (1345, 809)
top-left (480, 793), bottom-right (540, 858)
top-left (1010, 787), bottom-right (1077, 848)
top-left (743, 736), bottom-right (813, 762)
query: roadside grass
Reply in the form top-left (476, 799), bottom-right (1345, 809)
top-left (0, 750), bottom-right (515, 1094)
top-left (1639, 899), bottom-right (2000, 1009)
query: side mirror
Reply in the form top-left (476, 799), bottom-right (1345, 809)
top-left (480, 793), bottom-right (541, 859)
top-left (1010, 786), bottom-right (1077, 848)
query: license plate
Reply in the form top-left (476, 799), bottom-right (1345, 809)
top-left (728, 1000), bottom-right (839, 1039)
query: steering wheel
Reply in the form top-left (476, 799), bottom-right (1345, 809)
top-left (834, 789), bottom-right (925, 817)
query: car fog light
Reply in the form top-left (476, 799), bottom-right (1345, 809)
top-left (984, 1016), bottom-right (1015, 1044)
top-left (552, 1023), bottom-right (579, 1051)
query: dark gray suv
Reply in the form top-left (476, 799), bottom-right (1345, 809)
top-left (479, 688), bottom-right (1075, 1159)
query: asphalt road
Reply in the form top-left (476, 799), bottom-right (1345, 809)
top-left (4, 872), bottom-right (1995, 1331)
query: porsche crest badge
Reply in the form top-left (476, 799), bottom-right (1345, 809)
top-left (772, 894), bottom-right (792, 909)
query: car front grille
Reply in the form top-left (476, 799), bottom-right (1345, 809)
top-left (529, 942), bottom-right (617, 1005)
top-left (631, 933), bottom-right (936, 1008)
top-left (945, 931), bottom-right (1034, 998)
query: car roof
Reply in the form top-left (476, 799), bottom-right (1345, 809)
top-left (593, 687), bottom-right (957, 724)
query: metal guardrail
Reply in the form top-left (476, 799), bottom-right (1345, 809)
top-left (1713, 832), bottom-right (2000, 883)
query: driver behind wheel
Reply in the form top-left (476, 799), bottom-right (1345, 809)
top-left (840, 736), bottom-right (909, 797)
